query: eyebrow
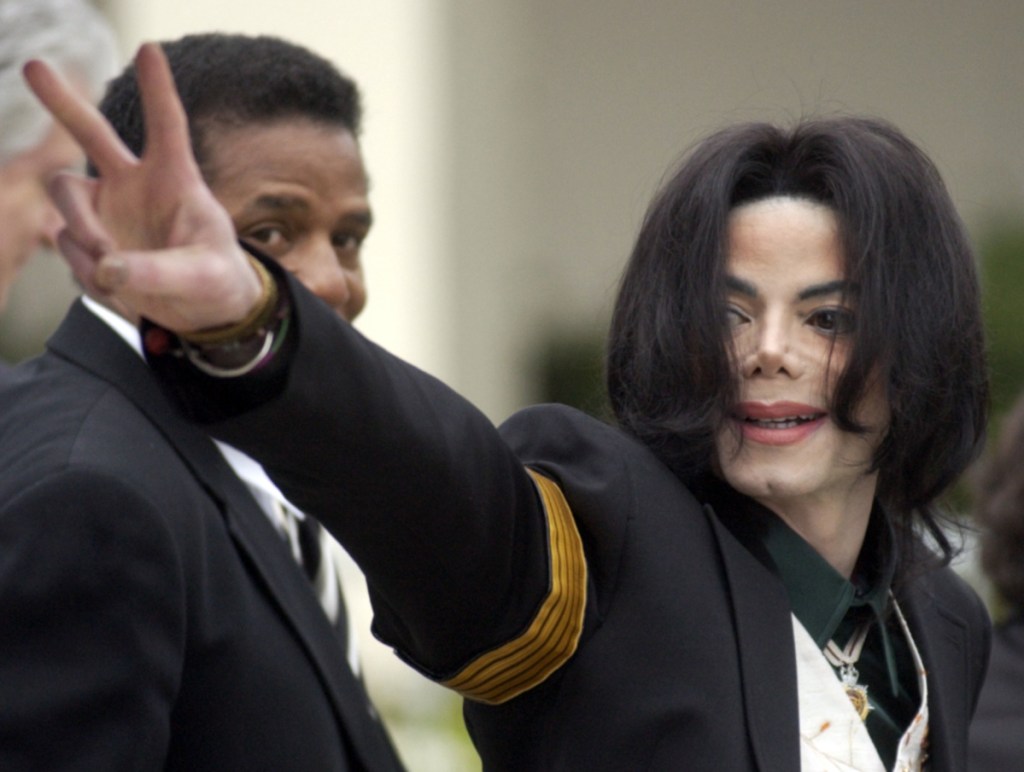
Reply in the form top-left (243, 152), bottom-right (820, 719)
top-left (797, 280), bottom-right (855, 301)
top-left (241, 194), bottom-right (374, 227)
top-left (725, 275), bottom-right (758, 298)
top-left (724, 275), bottom-right (856, 301)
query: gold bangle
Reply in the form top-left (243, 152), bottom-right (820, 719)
top-left (180, 255), bottom-right (279, 346)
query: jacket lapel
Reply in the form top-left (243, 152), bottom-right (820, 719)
top-left (47, 301), bottom-right (401, 771)
top-left (898, 581), bottom-right (971, 772)
top-left (705, 503), bottom-right (802, 772)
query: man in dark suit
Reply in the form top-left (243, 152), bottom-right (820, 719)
top-left (26, 46), bottom-right (991, 770)
top-left (0, 35), bottom-right (403, 770)
top-left (0, 0), bottom-right (117, 370)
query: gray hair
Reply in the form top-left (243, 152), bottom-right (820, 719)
top-left (0, 0), bottom-right (119, 164)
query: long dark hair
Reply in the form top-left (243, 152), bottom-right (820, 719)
top-left (607, 116), bottom-right (987, 570)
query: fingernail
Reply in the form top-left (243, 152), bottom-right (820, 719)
top-left (96, 256), bottom-right (128, 291)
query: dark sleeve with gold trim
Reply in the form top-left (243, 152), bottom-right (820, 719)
top-left (147, 267), bottom-right (588, 702)
top-left (441, 470), bottom-right (586, 703)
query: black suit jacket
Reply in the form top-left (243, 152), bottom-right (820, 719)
top-left (150, 272), bottom-right (990, 771)
top-left (493, 406), bottom-right (990, 770)
top-left (0, 300), bottom-right (404, 771)
top-left (969, 617), bottom-right (1024, 770)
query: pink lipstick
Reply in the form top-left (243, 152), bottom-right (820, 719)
top-left (733, 401), bottom-right (826, 446)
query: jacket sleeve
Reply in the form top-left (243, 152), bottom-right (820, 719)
top-left (146, 264), bottom-right (587, 702)
top-left (0, 469), bottom-right (183, 770)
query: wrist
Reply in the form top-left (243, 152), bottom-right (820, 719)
top-left (179, 254), bottom-right (277, 346)
top-left (180, 295), bottom-right (290, 378)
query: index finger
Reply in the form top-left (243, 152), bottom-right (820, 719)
top-left (22, 59), bottom-right (136, 177)
top-left (134, 43), bottom-right (195, 169)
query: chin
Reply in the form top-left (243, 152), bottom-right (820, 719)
top-left (714, 439), bottom-right (820, 504)
top-left (722, 465), bottom-right (810, 503)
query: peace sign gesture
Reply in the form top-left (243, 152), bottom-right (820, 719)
top-left (23, 43), bottom-right (261, 333)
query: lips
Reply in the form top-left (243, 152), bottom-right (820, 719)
top-left (733, 402), bottom-right (827, 446)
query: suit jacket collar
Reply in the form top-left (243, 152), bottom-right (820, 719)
top-left (897, 578), bottom-right (971, 771)
top-left (703, 482), bottom-right (971, 772)
top-left (704, 501), bottom-right (802, 772)
top-left (47, 300), bottom-right (400, 771)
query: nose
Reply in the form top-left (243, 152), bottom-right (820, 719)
top-left (38, 202), bottom-right (65, 250)
top-left (740, 313), bottom-right (802, 379)
top-left (296, 241), bottom-right (366, 322)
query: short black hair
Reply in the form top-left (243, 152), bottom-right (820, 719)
top-left (607, 116), bottom-right (987, 572)
top-left (95, 33), bottom-right (361, 177)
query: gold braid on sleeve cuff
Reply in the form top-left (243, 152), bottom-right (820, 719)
top-left (441, 468), bottom-right (587, 705)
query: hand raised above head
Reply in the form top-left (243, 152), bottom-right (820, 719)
top-left (23, 43), bottom-right (262, 333)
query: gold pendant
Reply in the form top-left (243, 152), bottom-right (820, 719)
top-left (839, 664), bottom-right (873, 721)
top-left (823, 623), bottom-right (876, 723)
top-left (844, 683), bottom-right (873, 721)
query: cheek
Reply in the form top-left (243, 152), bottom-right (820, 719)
top-left (712, 420), bottom-right (742, 474)
top-left (344, 271), bottom-right (368, 321)
top-left (711, 428), bottom-right (767, 499)
top-left (819, 335), bottom-right (854, 383)
top-left (729, 326), bottom-right (754, 360)
top-left (0, 197), bottom-right (41, 266)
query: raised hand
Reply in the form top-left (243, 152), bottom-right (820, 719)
top-left (23, 43), bottom-right (261, 333)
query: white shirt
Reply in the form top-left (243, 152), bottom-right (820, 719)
top-left (793, 601), bottom-right (928, 772)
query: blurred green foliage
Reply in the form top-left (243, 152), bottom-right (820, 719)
top-left (534, 332), bottom-right (610, 420)
top-left (979, 217), bottom-right (1024, 428)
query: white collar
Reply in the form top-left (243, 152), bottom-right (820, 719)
top-left (78, 295), bottom-right (296, 513)
top-left (81, 294), bottom-right (143, 357)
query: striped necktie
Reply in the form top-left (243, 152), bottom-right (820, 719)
top-left (272, 499), bottom-right (358, 672)
top-left (213, 442), bottom-right (358, 671)
top-left (273, 499), bottom-right (341, 623)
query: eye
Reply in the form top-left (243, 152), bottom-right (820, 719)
top-left (333, 232), bottom-right (365, 265)
top-left (240, 224), bottom-right (292, 257)
top-left (725, 305), bottom-right (750, 329)
top-left (806, 307), bottom-right (856, 336)
top-left (333, 233), bottom-right (361, 251)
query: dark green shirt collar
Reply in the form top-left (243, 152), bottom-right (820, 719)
top-left (760, 498), bottom-right (896, 649)
top-left (699, 477), bottom-right (902, 695)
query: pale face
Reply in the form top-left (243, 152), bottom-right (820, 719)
top-left (714, 197), bottom-right (888, 530)
top-left (203, 119), bottom-right (372, 322)
top-left (0, 121), bottom-right (83, 310)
